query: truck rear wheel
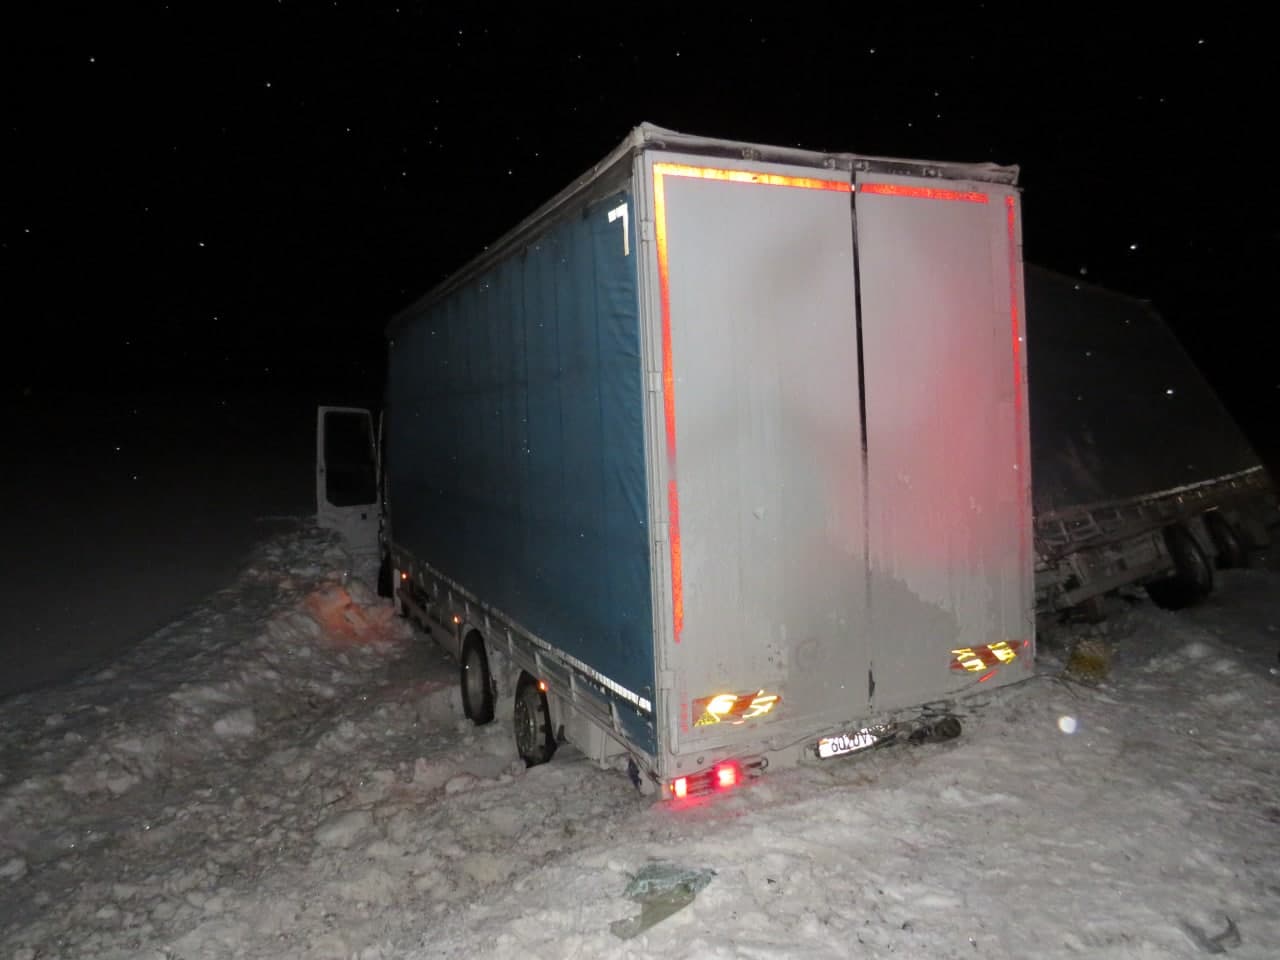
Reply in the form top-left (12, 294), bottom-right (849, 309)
top-left (1146, 524), bottom-right (1213, 610)
top-left (460, 635), bottom-right (495, 725)
top-left (513, 672), bottom-right (556, 767)
top-left (1205, 512), bottom-right (1249, 569)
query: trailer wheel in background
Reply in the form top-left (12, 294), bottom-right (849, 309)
top-left (1205, 512), bottom-right (1249, 569)
top-left (513, 672), bottom-right (556, 767)
top-left (460, 634), bottom-right (495, 725)
top-left (1146, 524), bottom-right (1214, 610)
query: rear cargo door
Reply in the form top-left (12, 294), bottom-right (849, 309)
top-left (853, 177), bottom-right (1033, 707)
top-left (646, 156), bottom-right (871, 754)
top-left (316, 405), bottom-right (380, 556)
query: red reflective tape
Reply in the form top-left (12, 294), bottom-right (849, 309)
top-left (668, 479), bottom-right (683, 639)
top-left (654, 170), bottom-right (678, 466)
top-left (653, 167), bottom-right (682, 642)
top-left (1006, 195), bottom-right (1030, 605)
top-left (858, 182), bottom-right (989, 203)
top-left (654, 162), bottom-right (850, 193)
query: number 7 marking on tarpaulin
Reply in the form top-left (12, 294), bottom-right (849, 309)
top-left (608, 202), bottom-right (629, 256)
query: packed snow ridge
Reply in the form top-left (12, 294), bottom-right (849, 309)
top-left (2, 523), bottom-right (1278, 959)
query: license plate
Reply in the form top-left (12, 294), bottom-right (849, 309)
top-left (816, 728), bottom-right (881, 759)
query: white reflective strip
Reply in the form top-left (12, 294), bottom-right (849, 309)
top-left (399, 551), bottom-right (653, 714)
top-left (526, 631), bottom-right (652, 713)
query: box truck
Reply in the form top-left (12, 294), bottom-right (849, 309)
top-left (1026, 265), bottom-right (1276, 618)
top-left (317, 123), bottom-right (1034, 798)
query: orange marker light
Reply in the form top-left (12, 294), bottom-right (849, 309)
top-left (400, 571), bottom-right (408, 581)
top-left (671, 777), bottom-right (688, 799)
top-left (537, 679), bottom-right (548, 693)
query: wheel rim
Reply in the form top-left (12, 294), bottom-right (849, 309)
top-left (514, 687), bottom-right (539, 758)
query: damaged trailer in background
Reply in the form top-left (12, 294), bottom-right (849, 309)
top-left (1026, 265), bottom-right (1277, 618)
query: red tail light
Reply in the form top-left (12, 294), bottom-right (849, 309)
top-left (668, 761), bottom-right (746, 800)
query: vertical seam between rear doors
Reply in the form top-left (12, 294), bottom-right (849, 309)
top-left (850, 177), bottom-right (874, 707)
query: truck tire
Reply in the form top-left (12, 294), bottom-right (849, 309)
top-left (460, 635), bottom-right (495, 725)
top-left (1145, 524), bottom-right (1214, 610)
top-left (513, 672), bottom-right (556, 767)
top-left (1205, 512), bottom-right (1249, 569)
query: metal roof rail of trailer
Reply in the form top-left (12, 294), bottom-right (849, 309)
top-left (386, 123), bottom-right (1020, 337)
top-left (637, 123), bottom-right (1019, 186)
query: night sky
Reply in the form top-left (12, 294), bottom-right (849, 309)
top-left (7, 7), bottom-right (1277, 465)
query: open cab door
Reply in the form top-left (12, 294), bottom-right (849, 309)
top-left (316, 406), bottom-right (380, 557)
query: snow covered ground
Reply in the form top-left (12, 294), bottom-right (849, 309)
top-left (2, 523), bottom-right (1278, 959)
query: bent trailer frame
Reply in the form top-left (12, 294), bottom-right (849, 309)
top-left (1034, 465), bottom-right (1274, 612)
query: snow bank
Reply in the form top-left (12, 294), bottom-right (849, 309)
top-left (3, 525), bottom-right (1278, 959)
